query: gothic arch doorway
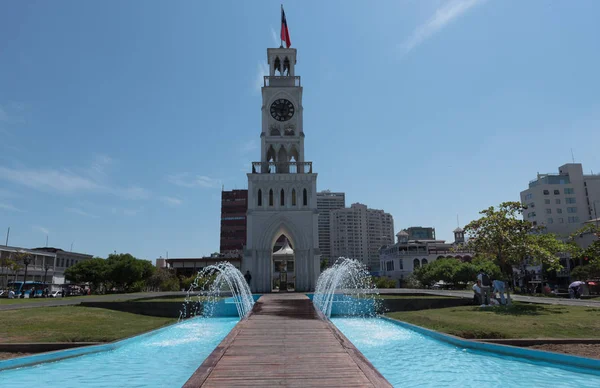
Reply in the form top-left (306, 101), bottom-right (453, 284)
top-left (271, 235), bottom-right (295, 292)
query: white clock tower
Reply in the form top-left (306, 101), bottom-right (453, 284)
top-left (243, 46), bottom-right (320, 293)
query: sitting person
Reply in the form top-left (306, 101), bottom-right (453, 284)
top-left (472, 280), bottom-right (482, 305)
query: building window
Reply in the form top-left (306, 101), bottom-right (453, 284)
top-left (422, 258), bottom-right (428, 266)
top-left (546, 209), bottom-right (551, 214)
top-left (547, 218), bottom-right (553, 224)
top-left (292, 189), bottom-right (296, 206)
top-left (555, 199), bottom-right (561, 204)
top-left (413, 259), bottom-right (420, 269)
top-left (558, 218), bottom-right (564, 223)
top-left (529, 202), bottom-right (535, 208)
top-left (280, 189), bottom-right (285, 206)
top-left (257, 189), bottom-right (262, 206)
top-left (564, 188), bottom-right (574, 194)
top-left (567, 207), bottom-right (577, 213)
top-left (269, 189), bottom-right (274, 206)
top-left (568, 216), bottom-right (580, 224)
top-left (557, 208), bottom-right (562, 214)
top-left (386, 261), bottom-right (394, 271)
top-left (543, 190), bottom-right (549, 195)
top-left (525, 193), bottom-right (533, 200)
top-left (303, 189), bottom-right (308, 206)
top-left (553, 190), bottom-right (560, 195)
top-left (544, 199), bottom-right (550, 205)
top-left (566, 197), bottom-right (576, 204)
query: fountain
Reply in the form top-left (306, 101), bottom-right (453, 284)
top-left (179, 262), bottom-right (254, 321)
top-left (313, 257), bottom-right (380, 319)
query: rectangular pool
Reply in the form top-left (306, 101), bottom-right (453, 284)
top-left (331, 317), bottom-right (600, 388)
top-left (0, 317), bottom-right (238, 387)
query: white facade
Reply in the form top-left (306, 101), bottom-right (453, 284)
top-left (243, 46), bottom-right (320, 293)
top-left (379, 229), bottom-right (472, 286)
top-left (330, 203), bottom-right (394, 273)
top-left (317, 190), bottom-right (345, 263)
top-left (520, 163), bottom-right (600, 237)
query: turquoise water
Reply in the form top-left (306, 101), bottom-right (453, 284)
top-left (332, 317), bottom-right (600, 388)
top-left (0, 317), bottom-right (238, 387)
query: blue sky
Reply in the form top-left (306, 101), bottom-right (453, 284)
top-left (1, 0), bottom-right (599, 261)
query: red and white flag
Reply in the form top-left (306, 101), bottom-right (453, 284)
top-left (281, 6), bottom-right (291, 48)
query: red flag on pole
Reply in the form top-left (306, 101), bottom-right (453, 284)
top-left (281, 6), bottom-right (291, 48)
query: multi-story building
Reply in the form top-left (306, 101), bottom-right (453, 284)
top-left (220, 189), bottom-right (248, 255)
top-left (405, 226), bottom-right (436, 240)
top-left (379, 228), bottom-right (472, 287)
top-left (164, 252), bottom-right (242, 278)
top-left (0, 245), bottom-right (93, 288)
top-left (330, 203), bottom-right (394, 273)
top-left (316, 190), bottom-right (345, 264)
top-left (520, 163), bottom-right (600, 237)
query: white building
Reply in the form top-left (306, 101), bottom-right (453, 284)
top-left (317, 190), bottom-right (345, 264)
top-left (520, 163), bottom-right (600, 237)
top-left (243, 44), bottom-right (320, 293)
top-left (379, 228), bottom-right (472, 287)
top-left (0, 245), bottom-right (93, 289)
top-left (330, 203), bottom-right (394, 273)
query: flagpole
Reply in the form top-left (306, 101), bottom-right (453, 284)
top-left (280, 4), bottom-right (284, 48)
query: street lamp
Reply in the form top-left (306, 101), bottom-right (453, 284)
top-left (44, 263), bottom-right (51, 284)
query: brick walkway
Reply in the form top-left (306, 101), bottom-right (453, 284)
top-left (183, 293), bottom-right (391, 387)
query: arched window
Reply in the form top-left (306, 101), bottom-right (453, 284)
top-left (257, 189), bottom-right (262, 206)
top-left (303, 188), bottom-right (308, 206)
top-left (292, 189), bottom-right (297, 206)
top-left (421, 258), bottom-right (428, 266)
top-left (269, 189), bottom-right (274, 206)
top-left (280, 189), bottom-right (285, 206)
top-left (413, 259), bottom-right (420, 269)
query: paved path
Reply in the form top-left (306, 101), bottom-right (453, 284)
top-left (183, 293), bottom-right (391, 388)
top-left (0, 291), bottom-right (185, 311)
top-left (378, 288), bottom-right (600, 308)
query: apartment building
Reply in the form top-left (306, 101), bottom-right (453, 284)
top-left (316, 190), bottom-right (345, 264)
top-left (330, 203), bottom-right (394, 273)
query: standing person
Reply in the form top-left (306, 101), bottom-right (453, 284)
top-left (472, 280), bottom-right (482, 305)
top-left (244, 270), bottom-right (252, 287)
top-left (477, 271), bottom-right (491, 305)
top-left (492, 278), bottom-right (507, 305)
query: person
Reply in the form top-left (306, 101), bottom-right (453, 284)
top-left (8, 289), bottom-right (15, 299)
top-left (477, 271), bottom-right (491, 305)
top-left (492, 278), bottom-right (507, 305)
top-left (472, 280), bottom-right (482, 305)
top-left (244, 270), bottom-right (252, 286)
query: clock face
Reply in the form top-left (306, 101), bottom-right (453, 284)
top-left (270, 99), bottom-right (295, 122)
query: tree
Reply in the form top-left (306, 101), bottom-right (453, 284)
top-left (465, 201), bottom-right (571, 300)
top-left (566, 224), bottom-right (600, 281)
top-left (413, 257), bottom-right (502, 288)
top-left (0, 252), bottom-right (17, 288)
top-left (147, 268), bottom-right (179, 291)
top-left (106, 253), bottom-right (156, 292)
top-left (64, 258), bottom-right (109, 292)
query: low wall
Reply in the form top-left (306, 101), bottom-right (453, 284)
top-left (379, 297), bottom-right (472, 313)
top-left (0, 342), bottom-right (101, 354)
top-left (80, 301), bottom-right (188, 318)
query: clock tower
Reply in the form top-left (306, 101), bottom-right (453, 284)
top-left (243, 46), bottom-right (320, 293)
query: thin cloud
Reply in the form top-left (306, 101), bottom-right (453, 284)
top-left (255, 62), bottom-right (269, 93)
top-left (240, 139), bottom-right (258, 154)
top-left (0, 202), bottom-right (22, 212)
top-left (168, 173), bottom-right (222, 189)
top-left (66, 207), bottom-right (99, 218)
top-left (0, 166), bottom-right (100, 193)
top-left (160, 196), bottom-right (183, 206)
top-left (399, 0), bottom-right (486, 55)
top-left (33, 225), bottom-right (50, 235)
top-left (270, 26), bottom-right (280, 47)
top-left (0, 161), bottom-right (151, 200)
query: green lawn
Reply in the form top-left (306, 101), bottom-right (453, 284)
top-left (387, 303), bottom-right (600, 339)
top-left (0, 294), bottom-right (134, 305)
top-left (0, 306), bottom-right (176, 343)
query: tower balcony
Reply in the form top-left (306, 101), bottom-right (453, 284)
top-left (264, 76), bottom-right (301, 87)
top-left (252, 161), bottom-right (312, 174)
